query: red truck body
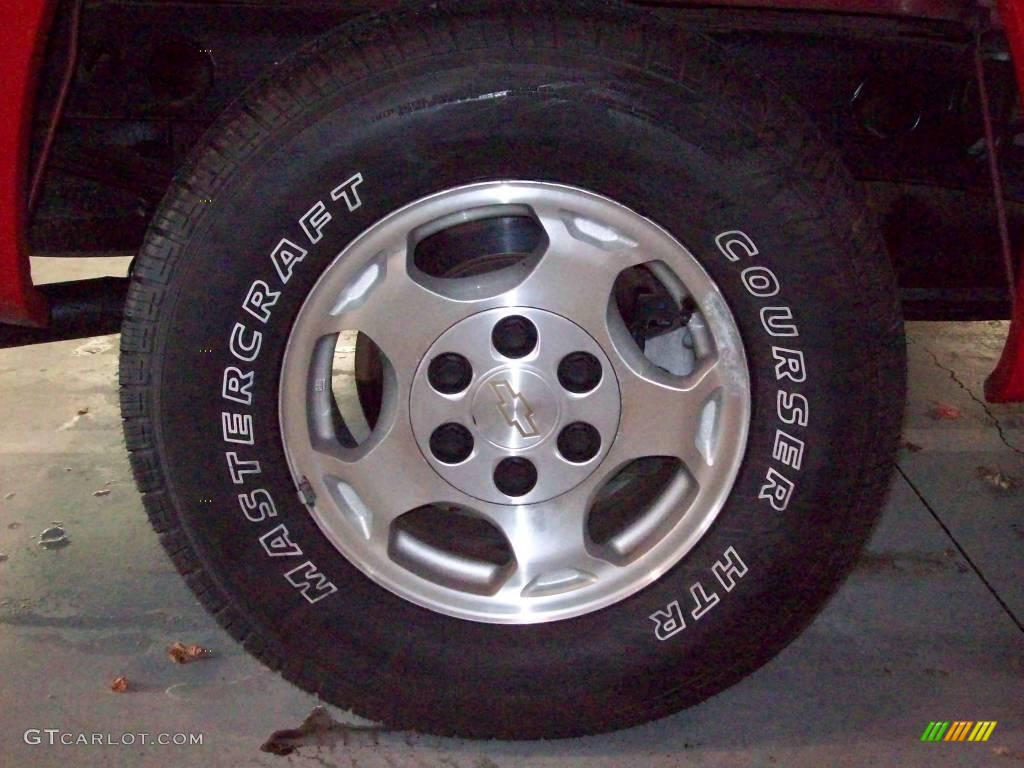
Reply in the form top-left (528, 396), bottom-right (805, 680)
top-left (0, 0), bottom-right (53, 329)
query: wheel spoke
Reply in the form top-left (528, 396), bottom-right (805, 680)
top-left (502, 207), bottom-right (648, 338)
top-left (310, 420), bottom-right (456, 544)
top-left (611, 355), bottom-right (727, 483)
top-left (482, 492), bottom-right (613, 599)
top-left (322, 248), bottom-right (472, 386)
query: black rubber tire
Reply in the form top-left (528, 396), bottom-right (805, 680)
top-left (119, 0), bottom-right (905, 739)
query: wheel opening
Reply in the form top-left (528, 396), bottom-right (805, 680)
top-left (394, 505), bottom-right (513, 568)
top-left (413, 213), bottom-right (544, 279)
top-left (329, 330), bottom-right (383, 448)
top-left (390, 505), bottom-right (514, 595)
top-left (587, 457), bottom-right (682, 547)
top-left (612, 263), bottom-right (707, 378)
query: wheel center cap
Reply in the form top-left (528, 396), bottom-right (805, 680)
top-left (410, 307), bottom-right (621, 505)
top-left (471, 369), bottom-right (558, 450)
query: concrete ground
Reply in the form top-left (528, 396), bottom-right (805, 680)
top-left (0, 257), bottom-right (1021, 767)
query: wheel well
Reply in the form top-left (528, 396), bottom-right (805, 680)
top-left (29, 0), bottom-right (1018, 319)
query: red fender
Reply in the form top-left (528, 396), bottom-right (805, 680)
top-left (0, 0), bottom-right (53, 327)
top-left (987, 0), bottom-right (1024, 402)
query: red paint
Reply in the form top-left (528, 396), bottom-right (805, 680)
top-left (0, 0), bottom-right (54, 327)
top-left (986, 0), bottom-right (1024, 401)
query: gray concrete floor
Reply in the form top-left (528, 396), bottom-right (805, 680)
top-left (0, 258), bottom-right (1022, 766)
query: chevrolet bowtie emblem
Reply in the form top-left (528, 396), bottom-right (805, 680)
top-left (490, 380), bottom-right (540, 438)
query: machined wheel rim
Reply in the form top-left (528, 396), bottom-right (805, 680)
top-left (279, 181), bottom-right (751, 624)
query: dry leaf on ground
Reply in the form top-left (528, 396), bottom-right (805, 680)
top-left (928, 402), bottom-right (962, 420)
top-left (976, 466), bottom-right (1020, 492)
top-left (167, 642), bottom-right (212, 664)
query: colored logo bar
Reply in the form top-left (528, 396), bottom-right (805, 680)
top-left (921, 721), bottom-right (997, 742)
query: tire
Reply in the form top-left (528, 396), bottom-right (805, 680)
top-left (119, 0), bottom-right (905, 739)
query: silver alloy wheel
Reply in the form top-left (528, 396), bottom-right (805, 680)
top-left (279, 181), bottom-right (750, 624)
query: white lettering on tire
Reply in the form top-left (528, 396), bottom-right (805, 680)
top-left (776, 390), bottom-right (809, 427)
top-left (238, 488), bottom-right (278, 523)
top-left (259, 523), bottom-right (305, 558)
top-left (715, 230), bottom-right (758, 262)
top-left (771, 347), bottom-right (806, 383)
top-left (649, 227), bottom-right (814, 640)
top-left (299, 201), bottom-right (332, 244)
top-left (758, 467), bottom-right (796, 511)
top-left (229, 323), bottom-right (262, 363)
top-left (331, 173), bottom-right (364, 212)
top-left (649, 600), bottom-right (686, 641)
top-left (721, 233), bottom-right (812, 512)
top-left (221, 412), bottom-right (255, 445)
top-left (711, 547), bottom-right (747, 592)
top-left (741, 265), bottom-right (781, 297)
top-left (242, 281), bottom-right (281, 324)
top-left (650, 546), bottom-right (749, 641)
top-left (226, 452), bottom-right (261, 485)
top-left (222, 367), bottom-right (255, 406)
top-left (760, 306), bottom-right (798, 337)
top-left (271, 239), bottom-right (309, 285)
top-left (771, 430), bottom-right (805, 471)
top-left (216, 173), bottom-right (364, 607)
top-left (284, 562), bottom-right (338, 604)
top-left (689, 581), bottom-right (720, 620)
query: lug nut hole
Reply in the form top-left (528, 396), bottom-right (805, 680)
top-left (492, 315), bottom-right (538, 359)
top-left (428, 353), bottom-right (473, 395)
top-left (557, 351), bottom-right (603, 394)
top-left (430, 423), bottom-right (474, 465)
top-left (558, 422), bottom-right (602, 464)
top-left (494, 457), bottom-right (538, 497)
